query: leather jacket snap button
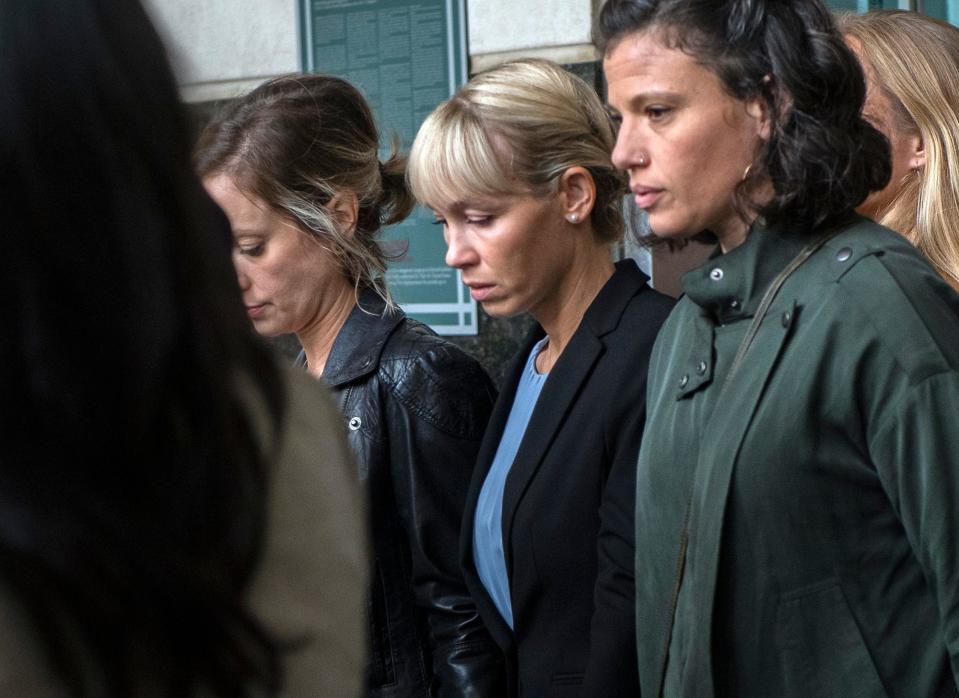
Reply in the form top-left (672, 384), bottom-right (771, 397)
top-left (696, 360), bottom-right (708, 375)
top-left (348, 416), bottom-right (362, 431)
top-left (709, 268), bottom-right (724, 281)
top-left (679, 373), bottom-right (689, 388)
top-left (836, 247), bottom-right (852, 262)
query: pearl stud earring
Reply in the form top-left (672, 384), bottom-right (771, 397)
top-left (567, 213), bottom-right (579, 223)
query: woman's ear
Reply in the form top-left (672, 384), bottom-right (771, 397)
top-left (745, 100), bottom-right (772, 141)
top-left (909, 133), bottom-right (926, 171)
top-left (744, 75), bottom-right (775, 141)
top-left (558, 167), bottom-right (597, 223)
top-left (329, 191), bottom-right (360, 235)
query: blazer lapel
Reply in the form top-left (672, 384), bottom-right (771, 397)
top-left (500, 260), bottom-right (649, 577)
top-left (468, 330), bottom-right (540, 497)
top-left (500, 326), bottom-right (605, 577)
top-left (458, 327), bottom-right (543, 649)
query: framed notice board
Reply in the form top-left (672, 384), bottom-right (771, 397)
top-left (299, 0), bottom-right (477, 335)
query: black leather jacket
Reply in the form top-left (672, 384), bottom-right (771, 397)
top-left (305, 289), bottom-right (504, 697)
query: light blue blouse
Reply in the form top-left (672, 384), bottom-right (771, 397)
top-left (472, 337), bottom-right (549, 629)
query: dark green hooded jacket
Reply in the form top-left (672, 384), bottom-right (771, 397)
top-left (637, 216), bottom-right (959, 697)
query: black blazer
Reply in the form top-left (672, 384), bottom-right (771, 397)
top-left (460, 260), bottom-right (674, 697)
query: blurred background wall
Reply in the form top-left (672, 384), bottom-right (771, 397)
top-left (144, 0), bottom-right (954, 386)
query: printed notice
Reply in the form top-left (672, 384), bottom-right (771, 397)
top-left (300, 0), bottom-right (476, 334)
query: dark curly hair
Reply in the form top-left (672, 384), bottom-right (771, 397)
top-left (596, 0), bottom-right (891, 235)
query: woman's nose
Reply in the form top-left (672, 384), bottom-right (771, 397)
top-left (444, 226), bottom-right (477, 269)
top-left (233, 254), bottom-right (251, 290)
top-left (611, 121), bottom-right (647, 173)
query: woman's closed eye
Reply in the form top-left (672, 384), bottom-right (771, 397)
top-left (433, 215), bottom-right (492, 226)
top-left (238, 243), bottom-right (265, 257)
top-left (646, 105), bottom-right (672, 121)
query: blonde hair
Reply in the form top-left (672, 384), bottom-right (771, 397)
top-left (407, 58), bottom-right (625, 243)
top-left (839, 10), bottom-right (959, 291)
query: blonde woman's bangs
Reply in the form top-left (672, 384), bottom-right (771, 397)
top-left (408, 102), bottom-right (516, 210)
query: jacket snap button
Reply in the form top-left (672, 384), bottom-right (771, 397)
top-left (836, 247), bottom-right (852, 262)
top-left (709, 268), bottom-right (724, 281)
top-left (730, 299), bottom-right (740, 309)
top-left (679, 373), bottom-right (689, 388)
top-left (348, 416), bottom-right (362, 431)
top-left (781, 311), bottom-right (792, 327)
top-left (696, 360), bottom-right (707, 375)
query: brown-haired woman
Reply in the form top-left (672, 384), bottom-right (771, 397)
top-left (196, 74), bottom-right (503, 697)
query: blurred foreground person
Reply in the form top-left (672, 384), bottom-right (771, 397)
top-left (196, 74), bottom-right (502, 697)
top-left (409, 58), bottom-right (673, 696)
top-left (840, 9), bottom-right (959, 291)
top-left (600, 0), bottom-right (959, 695)
top-left (0, 0), bottom-right (367, 694)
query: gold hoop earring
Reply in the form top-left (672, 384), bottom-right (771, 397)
top-left (742, 164), bottom-right (752, 182)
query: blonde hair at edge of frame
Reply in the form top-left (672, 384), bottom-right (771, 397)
top-left (407, 58), bottom-right (626, 244)
top-left (839, 10), bottom-right (959, 291)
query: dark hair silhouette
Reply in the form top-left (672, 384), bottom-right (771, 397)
top-left (0, 0), bottom-right (284, 693)
top-left (195, 74), bottom-right (416, 306)
top-left (597, 0), bottom-right (891, 233)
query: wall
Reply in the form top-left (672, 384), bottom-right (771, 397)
top-left (144, 0), bottom-right (597, 102)
top-left (143, 0), bottom-right (299, 102)
top-left (467, 0), bottom-right (598, 71)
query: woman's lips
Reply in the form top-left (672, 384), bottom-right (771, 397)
top-left (467, 284), bottom-right (494, 302)
top-left (633, 187), bottom-right (663, 209)
top-left (246, 304), bottom-right (267, 318)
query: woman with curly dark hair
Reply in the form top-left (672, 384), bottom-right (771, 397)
top-left (598, 0), bottom-right (959, 695)
top-left (0, 0), bottom-right (366, 694)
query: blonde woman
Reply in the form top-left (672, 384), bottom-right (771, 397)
top-left (840, 10), bottom-right (959, 291)
top-left (409, 58), bottom-right (674, 696)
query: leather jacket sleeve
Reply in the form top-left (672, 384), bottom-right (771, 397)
top-left (381, 341), bottom-right (506, 697)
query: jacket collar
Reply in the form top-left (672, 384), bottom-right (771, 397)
top-left (681, 222), bottom-right (806, 324)
top-left (582, 258), bottom-right (652, 336)
top-left (315, 287), bottom-right (406, 387)
top-left (486, 258), bottom-right (651, 460)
